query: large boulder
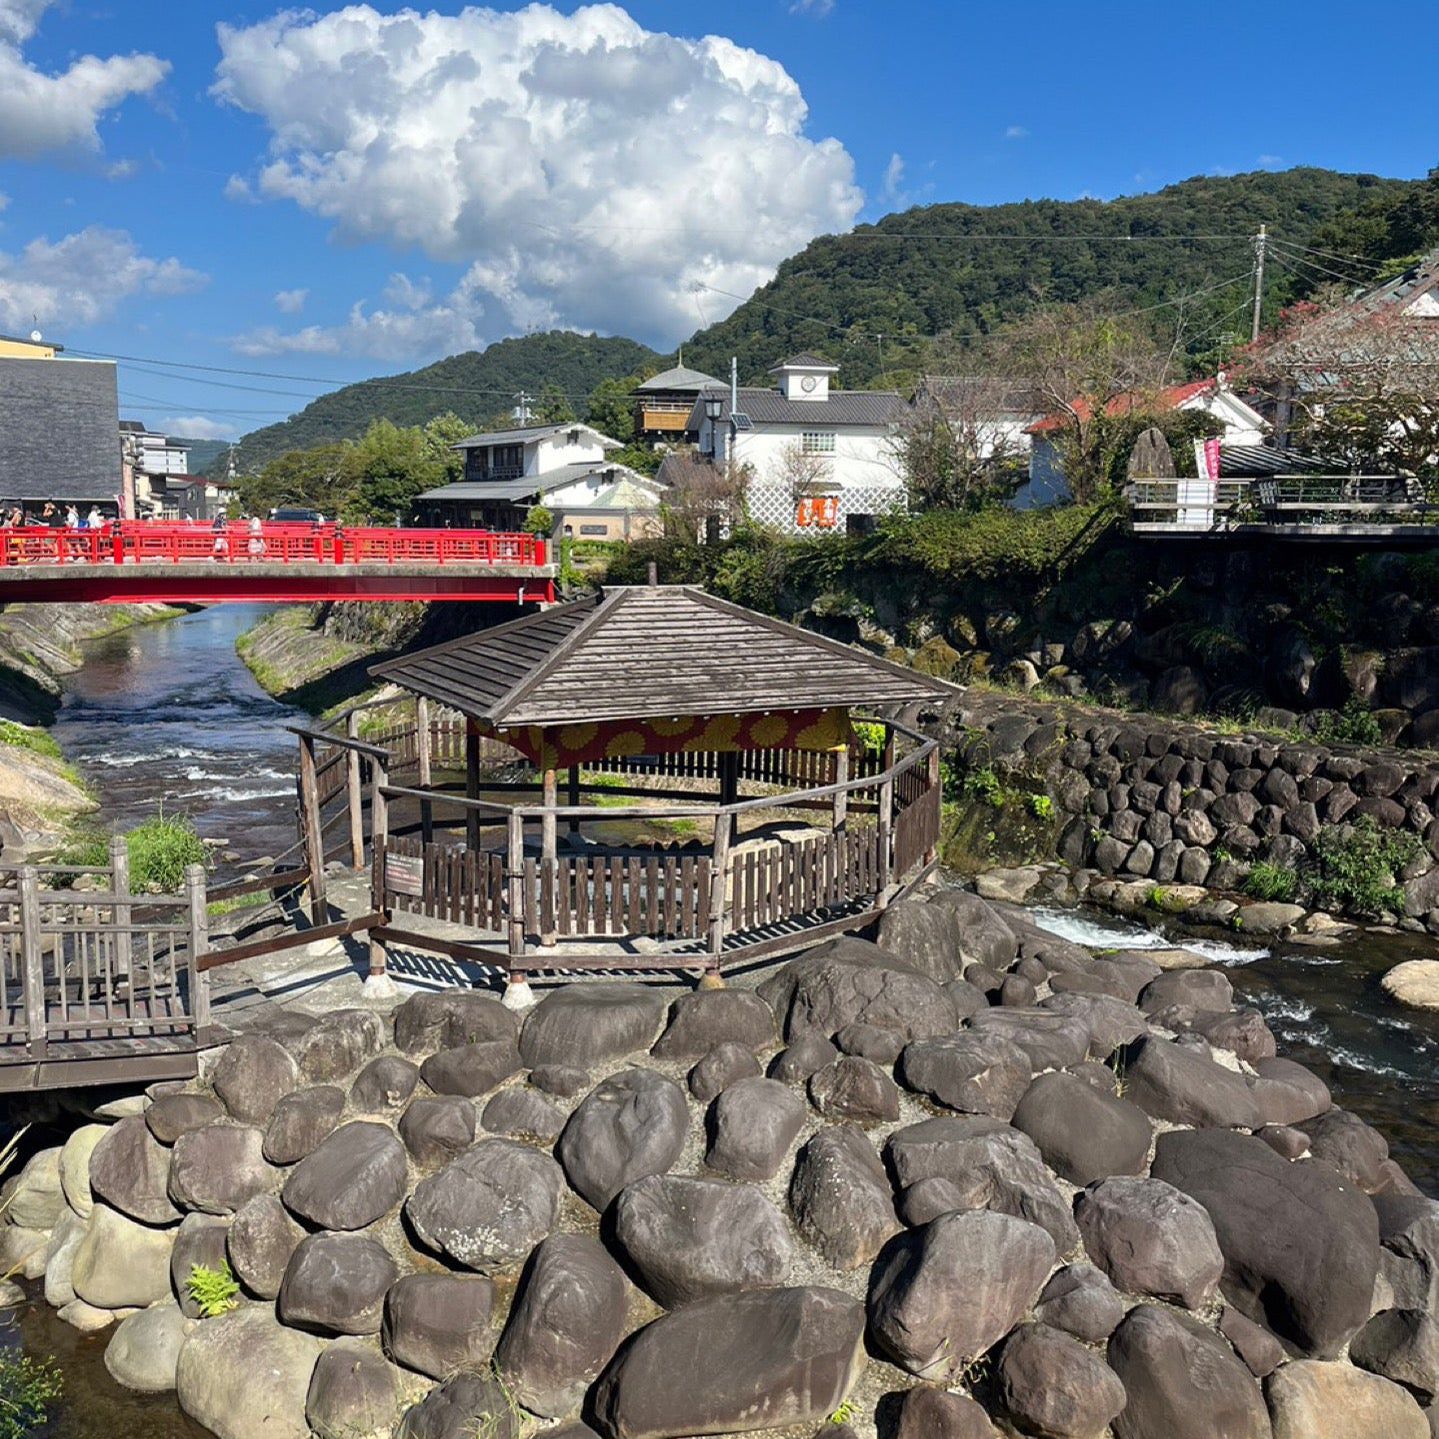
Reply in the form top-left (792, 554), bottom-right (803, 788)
top-left (277, 1231), bottom-right (398, 1336)
top-left (689, 1043), bottom-right (763, 1103)
top-left (591, 1287), bottom-right (866, 1439)
top-left (1300, 1107), bottom-right (1391, 1193)
top-left (893, 1386), bottom-right (1000, 1439)
top-left (281, 1121), bottom-right (409, 1231)
top-left (406, 1138), bottom-right (564, 1272)
top-left (104, 1298), bottom-right (193, 1393)
top-left (397, 1095), bottom-right (477, 1165)
top-left (613, 1174), bottom-right (793, 1307)
top-left (556, 1068), bottom-right (688, 1212)
top-left (868, 1211), bottom-right (1056, 1379)
top-left (1138, 968), bottom-right (1234, 1016)
top-left (419, 1038), bottom-right (523, 1099)
top-left (1265, 1359), bottom-right (1429, 1439)
top-left (89, 1114), bottom-right (182, 1225)
top-left (393, 989), bottom-right (517, 1055)
top-left (705, 1076), bottom-right (806, 1182)
top-left (1152, 1127), bottom-right (1379, 1358)
top-left (788, 1124), bottom-right (899, 1271)
top-left (170, 1213), bottom-right (233, 1318)
top-left (482, 1086), bottom-right (566, 1143)
top-left (967, 1008), bottom-right (1092, 1071)
top-left (1034, 1263), bottom-right (1126, 1344)
top-left (71, 1201), bottom-right (176, 1309)
top-left (58, 1122), bottom-right (107, 1219)
top-left (294, 1008), bottom-right (386, 1082)
top-left (650, 989), bottom-right (776, 1060)
top-left (262, 1085), bottom-right (345, 1164)
top-left (1011, 1070), bottom-right (1151, 1185)
top-left (383, 1273), bottom-right (496, 1380)
top-left (211, 1034), bottom-right (299, 1125)
top-left (1124, 1036), bottom-right (1264, 1130)
top-left (305, 1340), bottom-right (410, 1439)
top-left (808, 1055), bottom-right (901, 1124)
top-left (146, 1094), bottom-right (224, 1147)
top-left (1106, 1305), bottom-right (1270, 1439)
top-left (227, 1194), bottom-right (304, 1300)
top-left (1350, 1308), bottom-right (1439, 1402)
top-left (1075, 1177), bottom-right (1224, 1310)
top-left (350, 1056), bottom-right (420, 1113)
top-left (998, 1322), bottom-right (1128, 1439)
top-left (0, 1145), bottom-right (60, 1231)
top-left (398, 1372), bottom-right (525, 1439)
top-left (1374, 1193), bottom-right (1439, 1313)
top-left (1039, 992), bottom-right (1149, 1058)
top-left (875, 899), bottom-right (967, 983)
top-left (168, 1124), bottom-right (279, 1216)
top-left (520, 982), bottom-right (667, 1069)
top-left (927, 888), bottom-right (1020, 970)
top-left (176, 1303), bottom-right (322, 1439)
top-left (494, 1233), bottom-right (630, 1418)
top-left (898, 1032), bottom-right (1033, 1119)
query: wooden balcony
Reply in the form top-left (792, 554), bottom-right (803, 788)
top-left (637, 401), bottom-right (694, 433)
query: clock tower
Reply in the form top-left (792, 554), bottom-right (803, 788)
top-left (770, 353), bottom-right (840, 401)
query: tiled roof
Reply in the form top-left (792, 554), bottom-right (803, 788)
top-left (771, 352), bottom-right (839, 371)
top-left (636, 365), bottom-right (724, 393)
top-left (418, 461), bottom-right (652, 504)
top-left (452, 421), bottom-right (620, 451)
top-left (687, 386), bottom-right (903, 431)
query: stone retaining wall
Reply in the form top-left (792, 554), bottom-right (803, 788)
top-left (947, 693), bottom-right (1439, 929)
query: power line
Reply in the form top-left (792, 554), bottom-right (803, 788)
top-left (1266, 239), bottom-right (1375, 290)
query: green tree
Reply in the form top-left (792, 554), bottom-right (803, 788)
top-left (348, 420), bottom-right (439, 523)
top-left (237, 442), bottom-right (357, 518)
top-left (422, 411), bottom-right (474, 486)
top-left (534, 382), bottom-right (576, 425)
top-left (585, 376), bottom-right (636, 443)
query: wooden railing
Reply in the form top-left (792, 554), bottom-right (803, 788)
top-left (1126, 475), bottom-right (1434, 533)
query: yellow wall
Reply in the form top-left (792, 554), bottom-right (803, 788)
top-left (0, 338), bottom-right (57, 359)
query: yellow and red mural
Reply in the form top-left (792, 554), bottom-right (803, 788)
top-left (490, 706), bottom-right (855, 771)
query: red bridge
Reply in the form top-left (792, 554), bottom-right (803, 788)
top-left (0, 523), bottom-right (555, 604)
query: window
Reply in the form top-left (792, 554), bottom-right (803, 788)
top-left (579, 523), bottom-right (609, 536)
top-left (800, 431), bottom-right (836, 454)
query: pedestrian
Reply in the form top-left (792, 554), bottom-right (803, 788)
top-left (246, 513), bottom-right (265, 560)
top-left (86, 506), bottom-right (103, 529)
top-left (212, 514), bottom-right (229, 560)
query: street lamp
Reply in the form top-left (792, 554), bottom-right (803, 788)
top-left (703, 392), bottom-right (723, 460)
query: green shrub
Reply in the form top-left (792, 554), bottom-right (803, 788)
top-left (0, 720), bottom-right (62, 763)
top-left (1308, 696), bottom-right (1384, 747)
top-left (127, 813), bottom-right (208, 892)
top-left (0, 1354), bottom-right (63, 1439)
top-left (522, 504), bottom-right (554, 536)
top-left (187, 1261), bottom-right (240, 1318)
top-left (1307, 817), bottom-right (1423, 916)
top-left (962, 765), bottom-right (1005, 807)
top-left (851, 720), bottom-right (886, 754)
top-left (1244, 861), bottom-right (1299, 903)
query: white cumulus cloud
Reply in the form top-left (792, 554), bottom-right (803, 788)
top-left (161, 415), bottom-right (237, 441)
top-left (0, 0), bottom-right (168, 160)
top-left (0, 226), bottom-right (207, 332)
top-left (213, 3), bottom-right (861, 348)
top-left (273, 287), bottom-right (309, 313)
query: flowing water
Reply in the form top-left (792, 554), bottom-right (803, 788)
top-left (5, 605), bottom-right (1438, 1432)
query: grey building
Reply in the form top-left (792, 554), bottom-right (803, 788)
top-left (0, 352), bottom-right (123, 513)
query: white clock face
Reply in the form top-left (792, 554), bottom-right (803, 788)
top-left (800, 375), bottom-right (818, 393)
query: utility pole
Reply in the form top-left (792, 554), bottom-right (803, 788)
top-left (1250, 224), bottom-right (1267, 343)
top-left (512, 391), bottom-right (533, 425)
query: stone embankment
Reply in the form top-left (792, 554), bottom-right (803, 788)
top-left (949, 691), bottom-right (1439, 934)
top-left (3, 886), bottom-right (1436, 1438)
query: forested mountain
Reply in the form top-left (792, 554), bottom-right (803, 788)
top-left (681, 168), bottom-right (1417, 387)
top-left (229, 331), bottom-right (659, 473)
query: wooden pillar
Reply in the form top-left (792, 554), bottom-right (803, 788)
top-left (185, 863), bottom-right (211, 1031)
top-left (831, 745), bottom-right (850, 832)
top-left (719, 751), bottom-right (740, 808)
top-left (297, 733), bottom-right (328, 924)
top-left (109, 833), bottom-right (131, 991)
top-left (19, 865), bottom-right (45, 1059)
top-left (541, 767), bottom-right (558, 946)
top-left (923, 744), bottom-right (941, 867)
top-left (876, 724), bottom-right (895, 906)
top-left (368, 753), bottom-right (390, 981)
top-left (465, 716), bottom-right (482, 852)
top-left (504, 808), bottom-right (532, 1008)
top-left (704, 809), bottom-right (732, 986)
top-left (567, 765), bottom-right (580, 835)
top-left (415, 695), bottom-right (432, 789)
top-left (345, 711), bottom-right (365, 869)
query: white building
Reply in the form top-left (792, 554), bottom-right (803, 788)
top-left (690, 354), bottom-right (906, 534)
top-left (910, 376), bottom-right (1047, 464)
top-left (418, 420), bottom-right (664, 541)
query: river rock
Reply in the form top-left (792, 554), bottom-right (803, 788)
top-left (89, 1114), bottom-right (182, 1225)
top-left (383, 1272), bottom-right (496, 1380)
top-left (591, 1286), bottom-right (866, 1439)
top-left (899, 1031), bottom-right (1033, 1119)
top-left (868, 1210), bottom-right (1056, 1379)
top-left (393, 989), bottom-right (517, 1054)
top-left (1374, 1193), bottom-right (1439, 1313)
top-left (420, 1038), bottom-right (523, 1098)
top-left (874, 898), bottom-right (968, 983)
top-left (71, 1201), bottom-right (176, 1309)
top-left (494, 1233), bottom-right (629, 1417)
top-left (1034, 1263), bottom-right (1126, 1343)
top-left (968, 1007), bottom-right (1092, 1070)
top-left (808, 1055), bottom-right (901, 1123)
top-left (397, 1095), bottom-right (476, 1165)
top-left (789, 1123), bottom-right (899, 1271)
top-left (398, 1371), bottom-right (526, 1439)
top-left (146, 1094), bottom-right (224, 1146)
top-left (1265, 1359), bottom-right (1429, 1439)
top-left (650, 989), bottom-right (776, 1060)
top-left (169, 1123), bottom-right (278, 1215)
top-left (227, 1194), bottom-right (304, 1299)
top-left (998, 1322), bottom-right (1127, 1439)
top-left (928, 888), bottom-right (1020, 970)
top-left (212, 1034), bottom-right (299, 1124)
top-left (281, 1121), bottom-right (408, 1230)
top-left (1124, 1035), bottom-right (1263, 1129)
top-left (169, 1213), bottom-right (232, 1318)
top-left (350, 1055), bottom-right (419, 1112)
top-left (1250, 1058), bottom-right (1332, 1127)
top-left (705, 1076), bottom-right (806, 1181)
top-left (1351, 1308), bottom-right (1439, 1400)
top-left (835, 1021), bottom-right (907, 1063)
top-left (1382, 960), bottom-right (1439, 1012)
top-left (1040, 992), bottom-right (1149, 1057)
top-left (59, 1122), bottom-right (107, 1219)
top-left (305, 1340), bottom-right (409, 1439)
top-left (613, 1174), bottom-right (793, 1307)
top-left (1152, 1127), bottom-right (1379, 1357)
top-left (893, 1386), bottom-right (1000, 1439)
top-left (263, 1084), bottom-right (346, 1164)
top-left (482, 1086), bottom-right (566, 1142)
top-left (295, 1008), bottom-right (386, 1082)
top-left (176, 1302), bottom-right (322, 1439)
top-left (1075, 1176), bottom-right (1224, 1309)
top-left (43, 1208), bottom-right (85, 1307)
top-left (104, 1297), bottom-right (193, 1393)
top-left (689, 1042), bottom-right (762, 1102)
top-left (1011, 1070), bottom-right (1151, 1184)
top-left (406, 1138), bottom-right (564, 1271)
top-left (1189, 1007), bottom-right (1277, 1065)
top-left (1300, 1107), bottom-right (1391, 1192)
top-left (769, 1031), bottom-right (840, 1083)
top-left (1106, 1305), bottom-right (1269, 1439)
top-left (1139, 968), bottom-right (1234, 1015)
top-left (277, 1231), bottom-right (398, 1335)
top-left (520, 982), bottom-right (667, 1069)
top-left (1, 1145), bottom-right (61, 1233)
top-left (1219, 1306), bottom-right (1285, 1378)
top-left (556, 1067), bottom-right (688, 1211)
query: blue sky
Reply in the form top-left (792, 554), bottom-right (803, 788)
top-left (0, 0), bottom-right (1432, 439)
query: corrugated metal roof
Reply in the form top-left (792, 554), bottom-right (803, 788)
top-left (370, 585), bottom-right (955, 726)
top-left (771, 353), bottom-right (839, 371)
top-left (687, 387), bottom-right (903, 431)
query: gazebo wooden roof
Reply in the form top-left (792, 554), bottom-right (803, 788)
top-left (370, 585), bottom-right (954, 726)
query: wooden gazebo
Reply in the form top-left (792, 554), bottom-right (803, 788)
top-left (301, 585), bottom-right (953, 1004)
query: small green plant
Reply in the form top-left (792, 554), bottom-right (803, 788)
top-left (1026, 792), bottom-right (1054, 820)
top-left (522, 504), bottom-right (554, 536)
top-left (1308, 696), bottom-right (1383, 747)
top-left (852, 720), bottom-right (886, 754)
top-left (187, 1261), bottom-right (240, 1318)
top-left (128, 812), bottom-right (208, 892)
top-left (0, 720), bottom-right (63, 763)
top-left (1308, 817), bottom-right (1424, 916)
top-left (961, 765), bottom-right (1005, 808)
top-left (0, 1354), bottom-right (63, 1439)
top-left (828, 1398), bottom-right (858, 1425)
top-left (1107, 1048), bottom-right (1129, 1098)
top-left (1244, 861), bottom-right (1298, 904)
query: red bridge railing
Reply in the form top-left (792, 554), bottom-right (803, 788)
top-left (0, 523), bottom-right (547, 568)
